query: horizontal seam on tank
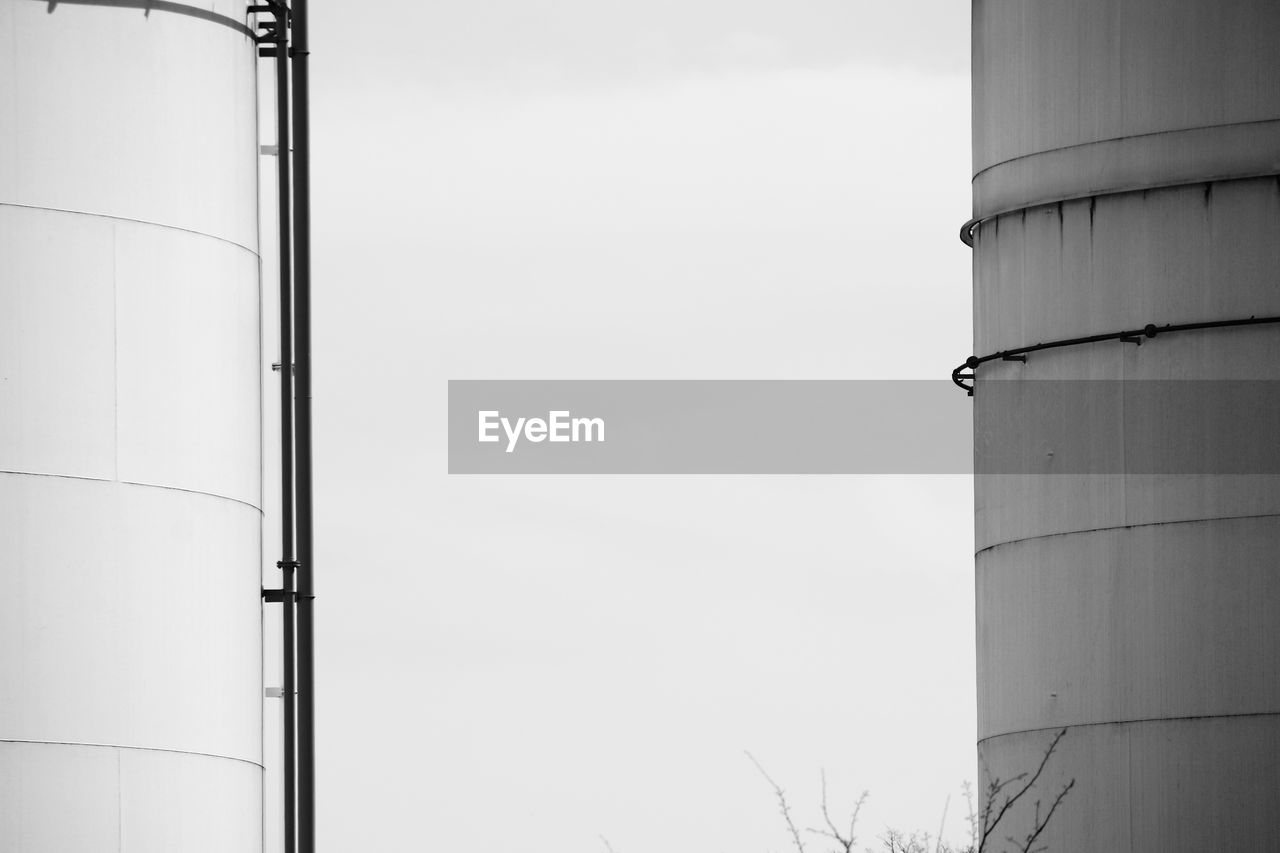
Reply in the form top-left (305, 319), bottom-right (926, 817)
top-left (0, 469), bottom-right (264, 515)
top-left (0, 202), bottom-right (259, 258)
top-left (960, 169), bottom-right (1280, 245)
top-left (975, 511), bottom-right (1280, 557)
top-left (977, 710), bottom-right (1280, 746)
top-left (0, 738), bottom-right (262, 769)
top-left (971, 117), bottom-right (1280, 183)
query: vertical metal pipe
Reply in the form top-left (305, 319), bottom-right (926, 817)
top-left (289, 0), bottom-right (316, 849)
top-left (273, 10), bottom-right (298, 853)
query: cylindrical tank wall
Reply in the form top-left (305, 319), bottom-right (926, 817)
top-left (972, 1), bottom-right (1280, 849)
top-left (0, 2), bottom-right (263, 850)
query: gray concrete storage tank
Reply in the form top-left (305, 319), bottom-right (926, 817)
top-left (969, 1), bottom-right (1280, 849)
top-left (0, 2), bottom-right (264, 849)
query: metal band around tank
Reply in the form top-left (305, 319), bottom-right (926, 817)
top-left (960, 119), bottom-right (1280, 247)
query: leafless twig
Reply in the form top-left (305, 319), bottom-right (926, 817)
top-left (1002, 778), bottom-right (1075, 853)
top-left (751, 731), bottom-right (1072, 853)
top-left (934, 793), bottom-right (951, 853)
top-left (962, 781), bottom-right (978, 851)
top-left (747, 751), bottom-right (807, 853)
top-left (801, 769), bottom-right (867, 853)
top-left (978, 729), bottom-right (1074, 853)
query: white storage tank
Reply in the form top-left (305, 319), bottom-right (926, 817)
top-left (971, 0), bottom-right (1280, 849)
top-left (0, 1), bottom-right (263, 849)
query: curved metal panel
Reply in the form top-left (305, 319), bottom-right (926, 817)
top-left (0, 475), bottom-right (261, 764)
top-left (974, 178), bottom-right (1280, 356)
top-left (0, 1), bottom-right (259, 251)
top-left (0, 207), bottom-right (262, 507)
top-left (114, 223), bottom-right (262, 508)
top-left (0, 207), bottom-right (117, 479)
top-left (0, 743), bottom-right (261, 853)
top-left (977, 718), bottom-right (1280, 853)
top-left (972, 120), bottom-right (1280, 221)
top-left (977, 516), bottom-right (1280, 740)
top-left (973, 0), bottom-right (1280, 176)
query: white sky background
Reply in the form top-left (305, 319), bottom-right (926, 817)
top-left (305, 2), bottom-right (975, 850)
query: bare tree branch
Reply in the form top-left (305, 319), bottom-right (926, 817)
top-left (750, 730), bottom-right (1070, 853)
top-left (935, 793), bottom-right (951, 853)
top-left (803, 769), bottom-right (867, 853)
top-left (1012, 779), bottom-right (1075, 853)
top-left (962, 781), bottom-right (978, 851)
top-left (747, 751), bottom-right (807, 853)
top-left (979, 728), bottom-right (1068, 851)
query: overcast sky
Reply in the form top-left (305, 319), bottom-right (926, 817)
top-left (297, 3), bottom-right (974, 850)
